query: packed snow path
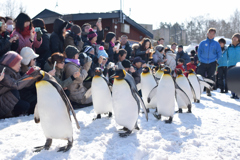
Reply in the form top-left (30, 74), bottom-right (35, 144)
top-left (0, 89), bottom-right (240, 160)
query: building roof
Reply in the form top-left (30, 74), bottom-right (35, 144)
top-left (33, 9), bottom-right (62, 19)
top-left (33, 9), bottom-right (153, 39)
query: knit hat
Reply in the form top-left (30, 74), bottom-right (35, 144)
top-left (20, 47), bottom-right (39, 65)
top-left (71, 25), bottom-right (81, 35)
top-left (122, 59), bottom-right (131, 68)
top-left (105, 32), bottom-right (116, 43)
top-left (155, 44), bottom-right (164, 52)
top-left (65, 45), bottom-right (80, 59)
top-left (1, 51), bottom-right (22, 68)
top-left (98, 46), bottom-right (108, 58)
top-left (87, 28), bottom-right (97, 41)
top-left (83, 45), bottom-right (94, 54)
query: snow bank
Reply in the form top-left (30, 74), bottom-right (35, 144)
top-left (0, 90), bottom-right (240, 160)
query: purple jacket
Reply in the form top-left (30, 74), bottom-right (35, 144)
top-left (11, 30), bottom-right (42, 53)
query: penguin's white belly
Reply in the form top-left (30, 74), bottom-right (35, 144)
top-left (176, 76), bottom-right (193, 103)
top-left (141, 73), bottom-right (157, 109)
top-left (197, 75), bottom-right (204, 94)
top-left (112, 80), bottom-right (138, 130)
top-left (92, 76), bottom-right (112, 114)
top-left (36, 81), bottom-right (73, 140)
top-left (188, 74), bottom-right (201, 100)
top-left (157, 75), bottom-right (175, 117)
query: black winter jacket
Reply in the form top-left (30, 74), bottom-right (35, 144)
top-left (0, 31), bottom-right (18, 57)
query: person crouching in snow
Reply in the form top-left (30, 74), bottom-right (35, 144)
top-left (0, 51), bottom-right (41, 119)
top-left (64, 45), bottom-right (92, 108)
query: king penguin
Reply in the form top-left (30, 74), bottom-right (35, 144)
top-left (148, 67), bottom-right (175, 123)
top-left (34, 71), bottom-right (80, 152)
top-left (175, 69), bottom-right (193, 113)
top-left (92, 67), bottom-right (112, 120)
top-left (187, 69), bottom-right (201, 103)
top-left (141, 66), bottom-right (158, 111)
top-left (154, 64), bottom-right (165, 83)
top-left (111, 69), bottom-right (148, 137)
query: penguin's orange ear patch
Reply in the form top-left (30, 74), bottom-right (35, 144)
top-left (22, 77), bottom-right (34, 81)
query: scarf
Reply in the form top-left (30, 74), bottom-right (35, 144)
top-left (17, 26), bottom-right (31, 37)
top-left (110, 41), bottom-right (115, 47)
top-left (65, 58), bottom-right (80, 66)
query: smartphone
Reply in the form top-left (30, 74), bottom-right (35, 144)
top-left (98, 18), bottom-right (102, 23)
top-left (53, 61), bottom-right (57, 70)
top-left (116, 43), bottom-right (120, 50)
top-left (1, 67), bottom-right (6, 75)
top-left (35, 27), bottom-right (41, 32)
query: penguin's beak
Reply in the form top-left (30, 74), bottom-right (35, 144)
top-left (110, 74), bottom-right (119, 79)
top-left (164, 69), bottom-right (168, 71)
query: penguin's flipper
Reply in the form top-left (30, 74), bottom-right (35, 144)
top-left (202, 78), bottom-right (215, 84)
top-left (147, 85), bottom-right (158, 103)
top-left (101, 75), bottom-right (112, 93)
top-left (42, 72), bottom-right (80, 129)
top-left (187, 79), bottom-right (197, 102)
top-left (125, 79), bottom-right (148, 121)
top-left (34, 104), bottom-right (40, 123)
top-left (174, 80), bottom-right (192, 109)
top-left (199, 81), bottom-right (212, 90)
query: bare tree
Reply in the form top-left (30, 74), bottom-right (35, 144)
top-left (1, 0), bottom-right (27, 18)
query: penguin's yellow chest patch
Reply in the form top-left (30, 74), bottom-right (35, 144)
top-left (141, 72), bottom-right (150, 77)
top-left (177, 75), bottom-right (184, 78)
top-left (36, 80), bottom-right (49, 88)
top-left (114, 79), bottom-right (125, 85)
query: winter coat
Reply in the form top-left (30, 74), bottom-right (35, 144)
top-left (11, 29), bottom-right (42, 53)
top-left (198, 37), bottom-right (222, 64)
top-left (176, 50), bottom-right (191, 68)
top-left (132, 66), bottom-right (142, 85)
top-left (186, 62), bottom-right (196, 71)
top-left (152, 50), bottom-right (164, 66)
top-left (194, 54), bottom-right (199, 66)
top-left (175, 64), bottom-right (187, 77)
top-left (0, 65), bottom-right (40, 118)
top-left (120, 41), bottom-right (132, 59)
top-left (64, 59), bottom-right (92, 104)
top-left (104, 42), bottom-right (115, 62)
top-left (165, 51), bottom-right (176, 71)
top-left (43, 58), bottom-right (74, 88)
top-left (0, 31), bottom-right (18, 58)
top-left (35, 29), bottom-right (51, 67)
top-left (218, 46), bottom-right (228, 67)
top-left (135, 44), bottom-right (149, 63)
top-left (50, 19), bottom-right (67, 54)
top-left (64, 31), bottom-right (84, 52)
top-left (226, 43), bottom-right (240, 67)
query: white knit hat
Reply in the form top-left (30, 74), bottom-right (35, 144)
top-left (20, 47), bottom-right (39, 65)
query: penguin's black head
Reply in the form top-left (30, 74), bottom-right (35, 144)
top-left (111, 69), bottom-right (126, 80)
top-left (188, 69), bottom-right (194, 74)
top-left (176, 68), bottom-right (183, 75)
top-left (142, 66), bottom-right (150, 73)
top-left (163, 67), bottom-right (171, 74)
top-left (94, 67), bottom-right (102, 76)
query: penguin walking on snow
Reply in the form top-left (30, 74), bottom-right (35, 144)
top-left (141, 66), bottom-right (157, 111)
top-left (34, 71), bottom-right (80, 152)
top-left (175, 69), bottom-right (193, 113)
top-left (148, 67), bottom-right (175, 123)
top-left (92, 67), bottom-right (112, 120)
top-left (111, 69), bottom-right (148, 137)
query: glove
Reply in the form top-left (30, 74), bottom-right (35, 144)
top-left (36, 30), bottom-right (43, 41)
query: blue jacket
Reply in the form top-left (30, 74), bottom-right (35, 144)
top-left (226, 43), bottom-right (240, 67)
top-left (218, 46), bottom-right (228, 67)
top-left (198, 38), bottom-right (222, 64)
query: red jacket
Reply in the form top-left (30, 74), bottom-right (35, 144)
top-left (175, 64), bottom-right (187, 76)
top-left (187, 62), bottom-right (196, 72)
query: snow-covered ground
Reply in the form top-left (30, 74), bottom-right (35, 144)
top-left (0, 89), bottom-right (240, 160)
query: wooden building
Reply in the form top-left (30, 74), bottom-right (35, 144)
top-left (33, 9), bottom-right (153, 43)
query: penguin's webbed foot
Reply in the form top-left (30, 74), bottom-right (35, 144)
top-left (119, 130), bottom-right (132, 138)
top-left (187, 105), bottom-right (192, 113)
top-left (92, 114), bottom-right (101, 121)
top-left (165, 117), bottom-right (173, 124)
top-left (134, 123), bottom-right (140, 130)
top-left (108, 112), bottom-right (112, 118)
top-left (57, 140), bottom-right (72, 152)
top-left (175, 108), bottom-right (182, 113)
top-left (34, 139), bottom-right (52, 152)
top-left (153, 112), bottom-right (161, 120)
